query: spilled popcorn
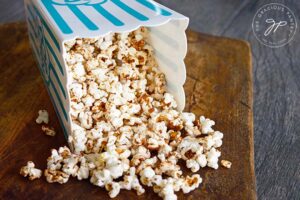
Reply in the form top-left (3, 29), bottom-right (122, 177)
top-left (42, 125), bottom-right (56, 137)
top-left (25, 27), bottom-right (230, 199)
top-left (221, 160), bottom-right (232, 169)
top-left (20, 161), bottom-right (42, 181)
top-left (36, 110), bottom-right (49, 124)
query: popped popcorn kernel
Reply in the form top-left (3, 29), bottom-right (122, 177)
top-left (221, 160), bottom-right (232, 169)
top-left (20, 161), bottom-right (42, 181)
top-left (199, 116), bottom-right (215, 134)
top-left (44, 169), bottom-right (69, 184)
top-left (42, 125), bottom-right (56, 136)
top-left (36, 110), bottom-right (49, 124)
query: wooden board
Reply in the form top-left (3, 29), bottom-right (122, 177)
top-left (0, 22), bottom-right (256, 200)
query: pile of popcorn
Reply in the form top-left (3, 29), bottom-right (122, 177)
top-left (21, 27), bottom-right (230, 200)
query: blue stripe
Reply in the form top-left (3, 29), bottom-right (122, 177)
top-left (111, 0), bottom-right (149, 21)
top-left (41, 0), bottom-right (73, 34)
top-left (28, 31), bottom-right (41, 65)
top-left (39, 16), bottom-right (61, 52)
top-left (50, 63), bottom-right (66, 99)
top-left (27, 12), bottom-right (66, 100)
top-left (26, 10), bottom-right (38, 39)
top-left (27, 5), bottom-right (37, 22)
top-left (27, 18), bottom-right (38, 38)
top-left (92, 4), bottom-right (124, 26)
top-left (27, 6), bottom-right (36, 28)
top-left (45, 39), bottom-right (64, 75)
top-left (50, 78), bottom-right (68, 122)
top-left (29, 29), bottom-right (53, 87)
top-left (28, 5), bottom-right (64, 76)
top-left (136, 0), bottom-right (172, 16)
top-left (28, 5), bottom-right (61, 52)
top-left (29, 27), bottom-right (68, 123)
top-left (29, 32), bottom-right (68, 138)
top-left (68, 5), bottom-right (99, 30)
top-left (48, 90), bottom-right (68, 139)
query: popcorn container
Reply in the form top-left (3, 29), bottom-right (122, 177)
top-left (24, 0), bottom-right (189, 145)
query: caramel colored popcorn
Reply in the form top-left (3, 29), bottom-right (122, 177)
top-left (221, 160), bottom-right (232, 169)
top-left (42, 125), bottom-right (56, 136)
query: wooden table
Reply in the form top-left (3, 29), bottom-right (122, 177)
top-left (0, 22), bottom-right (255, 199)
top-left (1, 1), bottom-right (300, 199)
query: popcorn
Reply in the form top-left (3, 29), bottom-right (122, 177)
top-left (131, 146), bottom-right (151, 166)
top-left (196, 154), bottom-right (207, 168)
top-left (42, 125), bottom-right (56, 136)
top-left (106, 182), bottom-right (121, 198)
top-left (135, 34), bottom-right (143, 42)
top-left (199, 116), bottom-right (215, 134)
top-left (45, 146), bottom-right (91, 184)
top-left (181, 112), bottom-right (195, 127)
top-left (206, 148), bottom-right (221, 169)
top-left (78, 111), bottom-right (93, 129)
top-left (44, 169), bottom-right (69, 184)
top-left (186, 159), bottom-right (200, 172)
top-left (136, 156), bottom-right (158, 174)
top-left (66, 53), bottom-right (84, 65)
top-left (211, 131), bottom-right (224, 148)
top-left (181, 174), bottom-right (202, 194)
top-left (121, 167), bottom-right (145, 195)
top-left (20, 161), bottom-right (42, 180)
top-left (90, 169), bottom-right (112, 187)
top-left (47, 149), bottom-right (63, 170)
top-left (221, 160), bottom-right (232, 169)
top-left (73, 62), bottom-right (86, 77)
top-left (105, 157), bottom-right (124, 179)
top-left (156, 161), bottom-right (182, 178)
top-left (160, 182), bottom-right (177, 200)
top-left (86, 58), bottom-right (99, 71)
top-left (77, 156), bottom-right (90, 180)
top-left (140, 167), bottom-right (155, 179)
top-left (82, 95), bottom-right (95, 107)
top-left (147, 138), bottom-right (160, 150)
top-left (37, 27), bottom-right (228, 199)
top-left (96, 33), bottom-right (114, 50)
top-left (70, 83), bottom-right (85, 100)
top-left (177, 136), bottom-right (203, 160)
top-left (36, 110), bottom-right (49, 124)
top-left (70, 124), bottom-right (88, 153)
top-left (62, 154), bottom-right (79, 176)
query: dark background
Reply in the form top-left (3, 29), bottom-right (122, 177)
top-left (0, 0), bottom-right (299, 199)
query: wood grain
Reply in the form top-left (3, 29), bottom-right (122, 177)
top-left (0, 22), bottom-right (255, 200)
top-left (156, 2), bottom-right (300, 199)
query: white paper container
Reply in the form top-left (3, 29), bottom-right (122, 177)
top-left (24, 0), bottom-right (189, 142)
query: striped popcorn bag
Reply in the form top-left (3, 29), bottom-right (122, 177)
top-left (24, 0), bottom-right (189, 142)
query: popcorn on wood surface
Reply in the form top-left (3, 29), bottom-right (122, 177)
top-left (42, 125), bottom-right (56, 136)
top-left (221, 160), bottom-right (232, 169)
top-left (40, 27), bottom-right (228, 199)
top-left (20, 161), bottom-right (42, 181)
top-left (36, 110), bottom-right (49, 124)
